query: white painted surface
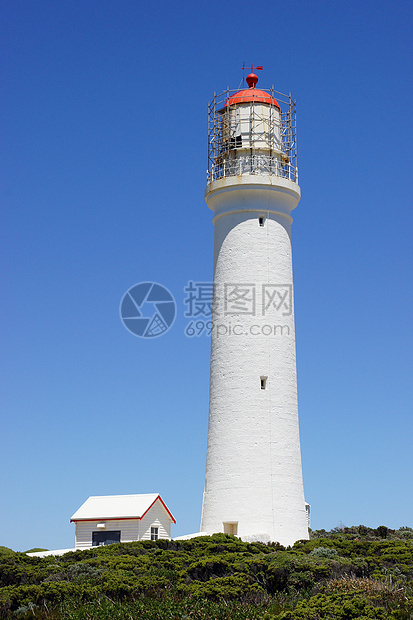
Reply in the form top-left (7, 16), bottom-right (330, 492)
top-left (173, 532), bottom-right (207, 541)
top-left (27, 549), bottom-right (75, 558)
top-left (71, 493), bottom-right (175, 548)
top-left (201, 173), bottom-right (309, 547)
top-left (70, 493), bottom-right (160, 521)
top-left (74, 518), bottom-right (140, 548)
top-left (139, 499), bottom-right (172, 540)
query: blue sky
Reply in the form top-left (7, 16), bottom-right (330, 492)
top-left (1, 0), bottom-right (412, 551)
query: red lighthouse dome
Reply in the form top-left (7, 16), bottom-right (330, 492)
top-left (225, 73), bottom-right (280, 109)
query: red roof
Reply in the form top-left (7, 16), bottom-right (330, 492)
top-left (225, 73), bottom-right (280, 109)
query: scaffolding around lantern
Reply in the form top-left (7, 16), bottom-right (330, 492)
top-left (207, 86), bottom-right (298, 185)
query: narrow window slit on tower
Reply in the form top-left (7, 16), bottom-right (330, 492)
top-left (260, 376), bottom-right (267, 390)
top-left (259, 216), bottom-right (265, 227)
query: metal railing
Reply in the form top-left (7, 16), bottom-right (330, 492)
top-left (207, 154), bottom-right (298, 184)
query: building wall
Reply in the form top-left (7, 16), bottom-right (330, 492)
top-left (75, 519), bottom-right (139, 548)
top-left (140, 501), bottom-right (171, 540)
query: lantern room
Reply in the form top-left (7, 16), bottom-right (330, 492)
top-left (207, 72), bottom-right (298, 184)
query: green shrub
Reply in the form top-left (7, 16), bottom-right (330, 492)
top-left (23, 549), bottom-right (48, 554)
top-left (276, 592), bottom-right (397, 619)
top-left (309, 547), bottom-right (339, 559)
top-left (0, 529), bottom-right (412, 619)
top-left (0, 548), bottom-right (14, 557)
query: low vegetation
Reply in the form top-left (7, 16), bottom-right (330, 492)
top-left (1, 526), bottom-right (412, 619)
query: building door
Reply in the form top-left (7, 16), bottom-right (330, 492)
top-left (223, 522), bottom-right (238, 535)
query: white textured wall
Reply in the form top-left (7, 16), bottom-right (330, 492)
top-left (201, 176), bottom-right (308, 547)
top-left (75, 519), bottom-right (140, 548)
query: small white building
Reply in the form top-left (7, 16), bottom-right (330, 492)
top-left (70, 493), bottom-right (175, 549)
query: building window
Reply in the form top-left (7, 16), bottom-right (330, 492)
top-left (260, 376), bottom-right (267, 390)
top-left (92, 530), bottom-right (121, 546)
top-left (151, 526), bottom-right (159, 541)
top-left (229, 134), bottom-right (242, 149)
top-left (259, 216), bottom-right (265, 227)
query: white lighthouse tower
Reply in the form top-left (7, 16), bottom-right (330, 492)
top-left (200, 69), bottom-right (309, 547)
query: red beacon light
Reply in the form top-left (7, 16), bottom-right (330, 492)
top-left (246, 72), bottom-right (259, 88)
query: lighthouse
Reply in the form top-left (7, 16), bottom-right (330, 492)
top-left (200, 69), bottom-right (309, 546)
